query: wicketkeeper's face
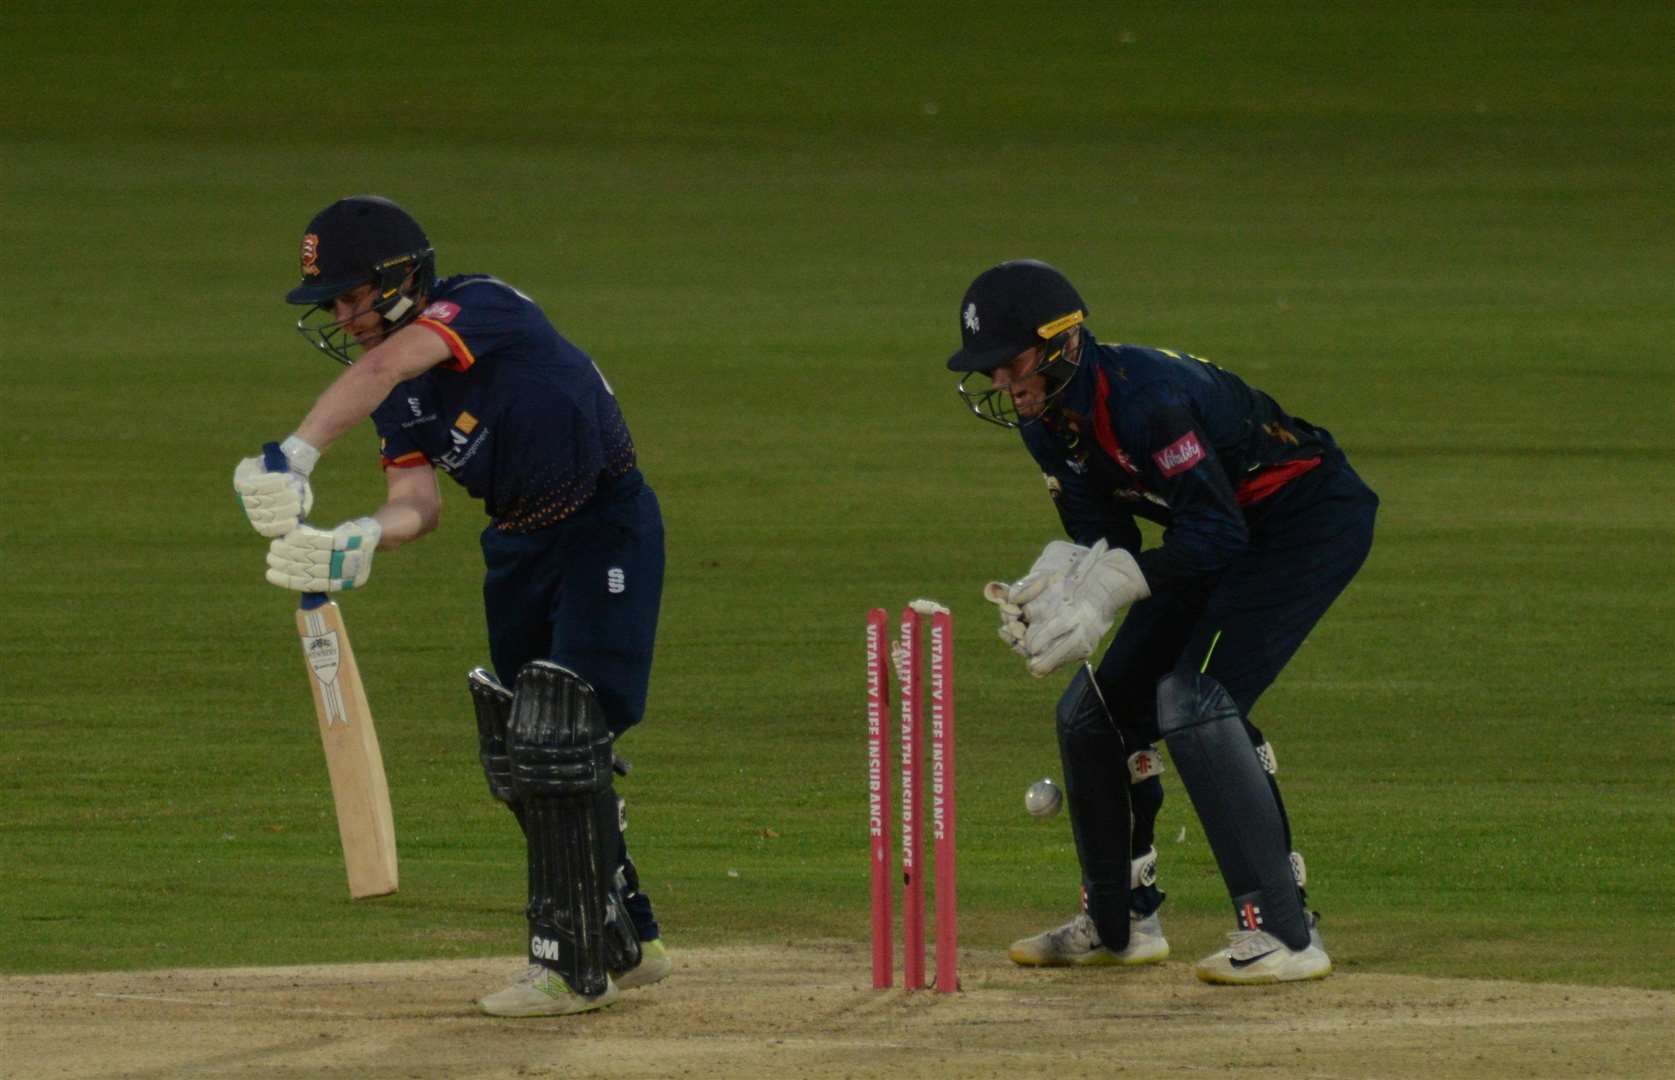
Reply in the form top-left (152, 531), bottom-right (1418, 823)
top-left (989, 347), bottom-right (1051, 420)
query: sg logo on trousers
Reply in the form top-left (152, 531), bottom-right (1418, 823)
top-left (607, 568), bottom-right (626, 594)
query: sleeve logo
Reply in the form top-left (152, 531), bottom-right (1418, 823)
top-left (1152, 432), bottom-right (1205, 477)
top-left (420, 301), bottom-right (461, 323)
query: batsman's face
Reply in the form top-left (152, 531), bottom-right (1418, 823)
top-left (989, 347), bottom-right (1049, 420)
top-left (330, 283), bottom-right (387, 347)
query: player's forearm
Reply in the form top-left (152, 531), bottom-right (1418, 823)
top-left (371, 493), bottom-right (440, 550)
top-left (292, 358), bottom-right (407, 453)
top-left (289, 327), bottom-right (450, 454)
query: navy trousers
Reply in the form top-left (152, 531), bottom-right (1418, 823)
top-left (481, 484), bottom-right (664, 736)
top-left (1094, 460), bottom-right (1378, 733)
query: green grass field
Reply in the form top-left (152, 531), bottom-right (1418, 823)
top-left (2, 2), bottom-right (1670, 992)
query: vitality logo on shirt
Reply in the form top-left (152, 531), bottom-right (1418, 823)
top-left (1153, 432), bottom-right (1205, 477)
top-left (420, 300), bottom-right (461, 323)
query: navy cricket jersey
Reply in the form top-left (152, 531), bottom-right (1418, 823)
top-left (1021, 331), bottom-right (1338, 595)
top-left (371, 275), bottom-right (640, 533)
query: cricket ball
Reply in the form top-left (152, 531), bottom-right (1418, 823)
top-left (1024, 778), bottom-right (1063, 819)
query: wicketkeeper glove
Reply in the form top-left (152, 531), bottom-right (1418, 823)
top-left (984, 540), bottom-right (1088, 658)
top-left (1007, 540), bottom-right (1085, 608)
top-left (265, 517), bottom-right (382, 593)
top-left (983, 581), bottom-right (1031, 657)
top-left (233, 435), bottom-right (319, 538)
top-left (1022, 539), bottom-right (1150, 677)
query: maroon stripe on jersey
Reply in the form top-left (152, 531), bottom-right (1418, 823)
top-left (1091, 368), bottom-right (1141, 476)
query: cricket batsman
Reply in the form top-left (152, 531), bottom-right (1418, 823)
top-left (232, 195), bottom-right (670, 1015)
top-left (948, 260), bottom-right (1378, 984)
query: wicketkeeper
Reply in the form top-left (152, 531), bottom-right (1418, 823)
top-left (232, 195), bottom-right (671, 1016)
top-left (949, 260), bottom-right (1378, 984)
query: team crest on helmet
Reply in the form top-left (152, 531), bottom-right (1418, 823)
top-left (963, 301), bottom-right (979, 333)
top-left (300, 232), bottom-right (321, 278)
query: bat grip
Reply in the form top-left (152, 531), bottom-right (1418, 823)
top-left (262, 440), bottom-right (329, 612)
top-left (261, 440), bottom-right (289, 473)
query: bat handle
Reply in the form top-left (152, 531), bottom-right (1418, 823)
top-left (261, 440), bottom-right (289, 474)
top-left (262, 440), bottom-right (330, 613)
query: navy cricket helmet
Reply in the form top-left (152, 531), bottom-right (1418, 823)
top-left (949, 260), bottom-right (1089, 428)
top-left (287, 195), bottom-right (436, 365)
top-left (946, 259), bottom-right (1087, 373)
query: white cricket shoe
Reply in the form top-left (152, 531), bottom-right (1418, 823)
top-left (477, 965), bottom-right (619, 1017)
top-left (612, 937), bottom-right (672, 991)
top-left (1008, 910), bottom-right (1170, 967)
top-left (1194, 916), bottom-right (1331, 985)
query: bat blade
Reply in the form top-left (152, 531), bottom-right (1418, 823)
top-left (296, 597), bottom-right (398, 898)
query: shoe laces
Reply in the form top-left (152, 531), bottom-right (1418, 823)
top-left (1052, 912), bottom-right (1102, 951)
top-left (1224, 929), bottom-right (1285, 962)
top-left (517, 964), bottom-right (572, 997)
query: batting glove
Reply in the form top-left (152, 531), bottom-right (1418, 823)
top-left (233, 435), bottom-right (319, 537)
top-left (265, 517), bottom-right (382, 592)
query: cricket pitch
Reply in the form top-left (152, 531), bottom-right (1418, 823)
top-left (4, 943), bottom-right (1670, 1078)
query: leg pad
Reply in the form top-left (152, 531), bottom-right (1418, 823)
top-left (510, 661), bottom-right (618, 997)
top-left (1157, 670), bottom-right (1308, 949)
top-left (1055, 667), bottom-right (1134, 950)
top-left (468, 667), bottom-right (517, 804)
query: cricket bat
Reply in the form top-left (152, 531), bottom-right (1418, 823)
top-left (295, 594), bottom-right (399, 898)
top-left (263, 443), bottom-right (398, 899)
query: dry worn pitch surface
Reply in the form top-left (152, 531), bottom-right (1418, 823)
top-left (5, 943), bottom-right (1672, 1079)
